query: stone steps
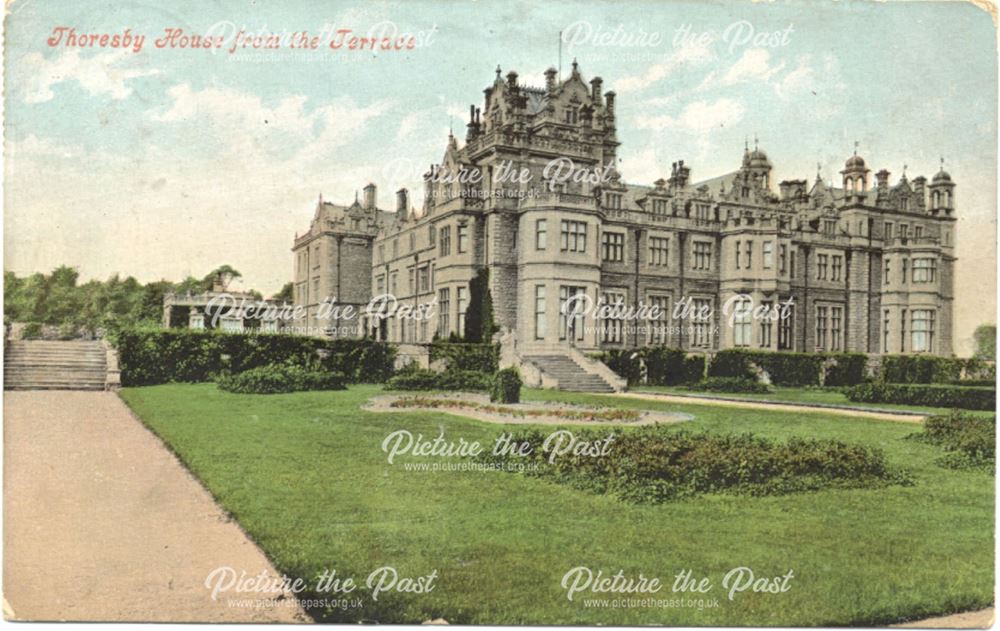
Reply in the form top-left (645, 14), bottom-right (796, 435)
top-left (524, 354), bottom-right (617, 393)
top-left (4, 340), bottom-right (107, 391)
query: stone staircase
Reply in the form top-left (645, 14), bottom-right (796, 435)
top-left (4, 340), bottom-right (108, 391)
top-left (524, 354), bottom-right (617, 393)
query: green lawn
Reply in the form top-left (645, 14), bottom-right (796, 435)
top-left (119, 384), bottom-right (994, 625)
top-left (632, 384), bottom-right (995, 416)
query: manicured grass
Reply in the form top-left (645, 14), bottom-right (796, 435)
top-left (119, 384), bottom-right (994, 625)
top-left (632, 384), bottom-right (995, 416)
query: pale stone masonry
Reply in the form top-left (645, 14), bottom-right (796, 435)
top-left (293, 62), bottom-right (956, 356)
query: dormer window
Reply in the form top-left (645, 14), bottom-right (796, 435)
top-left (652, 199), bottom-right (668, 216)
top-left (606, 193), bottom-right (623, 210)
top-left (564, 109), bottom-right (578, 124)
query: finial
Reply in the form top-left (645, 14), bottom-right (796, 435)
top-left (319, 192), bottom-right (323, 204)
top-left (354, 190), bottom-right (359, 203)
top-left (744, 136), bottom-right (749, 151)
top-left (754, 134), bottom-right (759, 151)
top-left (816, 162), bottom-right (822, 179)
top-left (495, 65), bottom-right (501, 79)
top-left (853, 140), bottom-right (859, 156)
top-left (572, 57), bottom-right (578, 71)
top-left (940, 156), bottom-right (945, 171)
top-left (902, 163), bottom-right (908, 177)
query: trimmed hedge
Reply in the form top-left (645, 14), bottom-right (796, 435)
top-left (490, 367), bottom-right (522, 403)
top-left (216, 364), bottom-right (346, 394)
top-left (881, 355), bottom-right (996, 385)
top-left (683, 377), bottom-right (771, 394)
top-left (845, 382), bottom-right (996, 411)
top-left (598, 347), bottom-right (706, 386)
top-left (476, 426), bottom-right (911, 503)
top-left (428, 342), bottom-right (499, 373)
top-left (709, 349), bottom-right (868, 387)
top-left (386, 367), bottom-right (491, 391)
top-left (115, 328), bottom-right (395, 386)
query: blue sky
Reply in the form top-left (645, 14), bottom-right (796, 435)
top-left (4, 0), bottom-right (996, 350)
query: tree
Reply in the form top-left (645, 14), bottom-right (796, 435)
top-left (973, 324), bottom-right (996, 361)
top-left (272, 282), bottom-right (294, 303)
top-left (463, 268), bottom-right (497, 343)
top-left (201, 265), bottom-right (242, 291)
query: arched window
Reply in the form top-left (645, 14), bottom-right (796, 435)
top-left (932, 191), bottom-right (940, 208)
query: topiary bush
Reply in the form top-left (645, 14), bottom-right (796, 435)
top-left (683, 377), bottom-right (771, 394)
top-left (845, 382), bottom-right (996, 411)
top-left (490, 367), bottom-right (522, 403)
top-left (428, 342), bottom-right (499, 372)
top-left (216, 364), bottom-right (346, 394)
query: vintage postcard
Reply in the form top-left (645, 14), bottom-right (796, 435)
top-left (2, 0), bottom-right (997, 626)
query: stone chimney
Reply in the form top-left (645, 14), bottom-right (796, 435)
top-left (912, 175), bottom-right (926, 208)
top-left (668, 160), bottom-right (690, 190)
top-left (506, 70), bottom-right (518, 90)
top-left (545, 67), bottom-right (557, 92)
top-left (396, 188), bottom-right (408, 213)
top-left (875, 169), bottom-right (890, 191)
top-left (363, 183), bottom-right (377, 209)
top-left (604, 90), bottom-right (616, 116)
top-left (590, 77), bottom-right (603, 106)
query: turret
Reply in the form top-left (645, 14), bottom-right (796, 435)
top-left (928, 163), bottom-right (955, 215)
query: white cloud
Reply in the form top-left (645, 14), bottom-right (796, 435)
top-left (636, 97), bottom-right (746, 133)
top-left (20, 49), bottom-right (159, 104)
top-left (615, 41), bottom-right (714, 93)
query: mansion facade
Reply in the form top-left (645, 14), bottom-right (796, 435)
top-left (292, 62), bottom-right (956, 357)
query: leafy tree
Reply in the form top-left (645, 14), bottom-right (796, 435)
top-left (463, 268), bottom-right (497, 343)
top-left (973, 324), bottom-right (996, 361)
top-left (272, 282), bottom-right (294, 303)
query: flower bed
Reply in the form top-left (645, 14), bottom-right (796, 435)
top-left (389, 396), bottom-right (641, 423)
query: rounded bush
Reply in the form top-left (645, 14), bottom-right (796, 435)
top-left (216, 364), bottom-right (346, 394)
top-left (490, 367), bottom-right (522, 403)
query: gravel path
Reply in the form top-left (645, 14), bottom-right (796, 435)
top-left (4, 391), bottom-right (308, 622)
top-left (617, 391), bottom-right (926, 423)
top-left (892, 607), bottom-right (994, 628)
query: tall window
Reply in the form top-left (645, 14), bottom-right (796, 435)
top-left (407, 268), bottom-right (415, 294)
top-left (429, 225), bottom-right (436, 247)
top-left (692, 241), bottom-right (712, 270)
top-left (457, 224), bottom-right (469, 253)
top-left (390, 272), bottom-right (397, 295)
top-left (733, 297), bottom-right (752, 347)
top-left (830, 306), bottom-right (843, 351)
top-left (409, 232), bottom-right (416, 252)
top-left (745, 241), bottom-right (753, 268)
top-left (735, 241), bottom-right (741, 270)
top-left (457, 287), bottom-right (468, 334)
top-left (884, 258), bottom-right (891, 285)
top-left (817, 254), bottom-right (829, 280)
top-left (534, 285), bottom-right (546, 339)
top-left (560, 220), bottom-right (588, 252)
top-left (392, 239), bottom-right (399, 258)
top-left (823, 219), bottom-right (837, 235)
top-left (602, 232), bottom-right (624, 262)
top-left (900, 308), bottom-right (907, 353)
top-left (883, 309), bottom-right (890, 353)
top-left (759, 301), bottom-right (773, 347)
top-left (779, 244), bottom-right (787, 273)
top-left (691, 298), bottom-right (712, 348)
top-left (884, 221), bottom-right (893, 240)
top-left (439, 227), bottom-right (451, 256)
top-left (648, 237), bottom-right (669, 266)
top-left (606, 193), bottom-right (622, 210)
top-left (778, 303), bottom-right (794, 350)
top-left (790, 248), bottom-right (796, 278)
top-left (652, 199), bottom-right (669, 216)
top-left (536, 219), bottom-right (547, 250)
top-left (911, 310), bottom-right (935, 352)
top-left (438, 288), bottom-right (450, 336)
top-left (912, 258), bottom-right (937, 283)
top-left (600, 291), bottom-right (625, 343)
top-left (763, 241), bottom-right (774, 269)
top-left (647, 294), bottom-right (670, 344)
top-left (418, 265), bottom-right (430, 293)
top-left (831, 255), bottom-right (843, 281)
top-left (559, 286), bottom-right (586, 341)
top-left (816, 306), bottom-right (828, 350)
top-left (901, 258), bottom-right (908, 283)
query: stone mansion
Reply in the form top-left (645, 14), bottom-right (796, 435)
top-left (292, 62), bottom-right (956, 359)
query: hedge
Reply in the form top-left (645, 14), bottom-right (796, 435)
top-left (428, 342), bottom-right (499, 373)
top-left (386, 367), bottom-right (491, 391)
top-left (881, 355), bottom-right (996, 385)
top-left (845, 383), bottom-right (996, 411)
top-left (216, 364), bottom-right (346, 394)
top-left (683, 377), bottom-right (771, 394)
top-left (598, 347), bottom-right (706, 386)
top-left (916, 411), bottom-right (995, 472)
top-left (709, 349), bottom-right (868, 387)
top-left (115, 328), bottom-right (395, 386)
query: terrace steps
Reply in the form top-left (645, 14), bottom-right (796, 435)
top-left (524, 354), bottom-right (617, 393)
top-left (5, 340), bottom-right (107, 391)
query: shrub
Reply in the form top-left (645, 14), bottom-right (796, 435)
top-left (881, 355), bottom-right (964, 384)
top-left (913, 411), bottom-right (995, 472)
top-left (57, 322), bottom-right (78, 340)
top-left (490, 367), bottom-right (522, 403)
top-left (845, 382), bottom-right (996, 411)
top-left (428, 342), bottom-right (499, 373)
top-left (216, 364), bottom-right (346, 394)
top-left (385, 367), bottom-right (491, 392)
top-left (114, 329), bottom-right (395, 386)
top-left (21, 322), bottom-right (42, 339)
top-left (476, 426), bottom-right (911, 503)
top-left (598, 349), bottom-right (643, 386)
top-left (708, 349), bottom-right (756, 381)
top-left (684, 377), bottom-right (771, 394)
top-left (823, 353), bottom-right (868, 386)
